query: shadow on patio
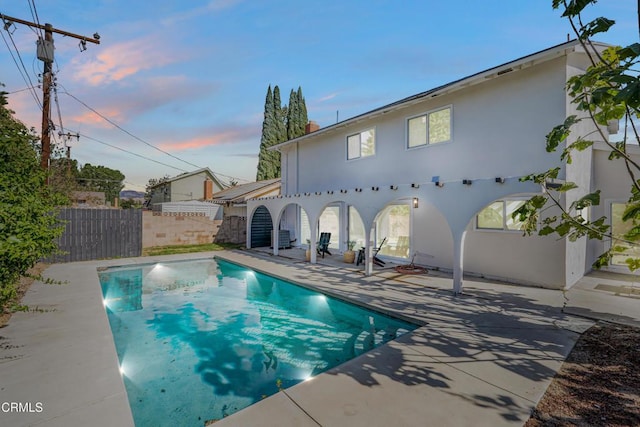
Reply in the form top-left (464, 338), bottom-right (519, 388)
top-left (214, 249), bottom-right (595, 425)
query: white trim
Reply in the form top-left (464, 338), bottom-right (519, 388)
top-left (406, 105), bottom-right (453, 149)
top-left (474, 197), bottom-right (532, 233)
top-left (270, 40), bottom-right (604, 153)
top-left (346, 126), bottom-right (377, 161)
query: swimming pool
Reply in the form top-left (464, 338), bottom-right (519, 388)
top-left (98, 258), bottom-right (418, 426)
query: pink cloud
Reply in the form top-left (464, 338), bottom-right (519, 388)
top-left (159, 127), bottom-right (258, 151)
top-left (70, 108), bottom-right (123, 128)
top-left (71, 36), bottom-right (187, 86)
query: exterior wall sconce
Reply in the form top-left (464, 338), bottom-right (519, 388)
top-left (434, 181), bottom-right (444, 188)
top-left (340, 189), bottom-right (347, 193)
top-left (355, 188), bottom-right (363, 192)
top-left (495, 177), bottom-right (505, 184)
top-left (412, 197), bottom-right (419, 209)
top-left (315, 192), bottom-right (321, 195)
top-left (462, 179), bottom-right (472, 185)
top-left (304, 192), bottom-right (310, 196)
top-left (411, 183), bottom-right (420, 188)
top-left (390, 185), bottom-right (398, 190)
top-left (327, 190), bottom-right (334, 194)
top-left (371, 186), bottom-right (379, 191)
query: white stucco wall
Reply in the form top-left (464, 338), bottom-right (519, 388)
top-left (275, 56), bottom-right (571, 288)
top-left (282, 57), bottom-right (566, 194)
top-left (258, 44), bottom-right (620, 289)
top-left (171, 172), bottom-right (222, 202)
top-left (588, 144), bottom-right (640, 273)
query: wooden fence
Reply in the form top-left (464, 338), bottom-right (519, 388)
top-left (46, 208), bottom-right (142, 263)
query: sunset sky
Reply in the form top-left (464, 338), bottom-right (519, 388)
top-left (0, 1), bottom-right (636, 191)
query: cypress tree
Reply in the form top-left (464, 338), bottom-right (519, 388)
top-left (256, 84), bottom-right (309, 180)
top-left (273, 86), bottom-right (286, 144)
top-left (297, 86), bottom-right (308, 137)
top-left (256, 85), bottom-right (278, 180)
top-left (286, 89), bottom-right (299, 140)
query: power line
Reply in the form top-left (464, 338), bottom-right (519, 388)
top-left (65, 128), bottom-right (190, 173)
top-left (27, 0), bottom-right (43, 38)
top-left (60, 88), bottom-right (204, 170)
top-left (59, 88), bottom-right (253, 185)
top-left (0, 24), bottom-right (42, 109)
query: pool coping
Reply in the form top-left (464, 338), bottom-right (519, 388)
top-left (0, 250), bottom-right (600, 426)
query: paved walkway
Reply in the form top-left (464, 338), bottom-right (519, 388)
top-left (0, 249), bottom-right (637, 426)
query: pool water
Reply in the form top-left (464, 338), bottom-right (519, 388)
top-left (98, 258), bottom-right (417, 426)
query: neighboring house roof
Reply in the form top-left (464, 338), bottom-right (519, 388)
top-left (271, 39), bottom-right (610, 151)
top-left (71, 191), bottom-right (105, 205)
top-left (210, 178), bottom-right (281, 204)
top-left (149, 167), bottom-right (226, 189)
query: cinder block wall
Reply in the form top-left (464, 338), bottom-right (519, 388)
top-left (143, 211), bottom-right (222, 248)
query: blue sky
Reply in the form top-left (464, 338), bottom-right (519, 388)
top-left (0, 1), bottom-right (636, 191)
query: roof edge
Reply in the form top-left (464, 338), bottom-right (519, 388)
top-left (271, 39), bottom-right (611, 151)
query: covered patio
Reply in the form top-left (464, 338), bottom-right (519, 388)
top-left (246, 177), bottom-right (542, 294)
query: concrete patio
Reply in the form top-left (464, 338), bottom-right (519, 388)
top-left (0, 249), bottom-right (637, 426)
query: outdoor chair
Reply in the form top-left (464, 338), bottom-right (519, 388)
top-left (373, 237), bottom-right (386, 266)
top-left (356, 237), bottom-right (387, 267)
top-left (394, 235), bottom-right (410, 258)
top-left (317, 232), bottom-right (332, 258)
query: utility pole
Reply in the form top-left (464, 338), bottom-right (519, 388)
top-left (0, 13), bottom-right (100, 174)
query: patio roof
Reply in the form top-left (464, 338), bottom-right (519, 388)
top-left (210, 178), bottom-right (281, 204)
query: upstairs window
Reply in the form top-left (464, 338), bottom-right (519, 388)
top-left (408, 106), bottom-right (451, 148)
top-left (477, 199), bottom-right (527, 231)
top-left (347, 128), bottom-right (375, 160)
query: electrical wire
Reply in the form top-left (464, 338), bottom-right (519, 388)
top-left (1, 9), bottom-right (248, 189)
top-left (0, 26), bottom-right (42, 109)
top-left (59, 87), bottom-right (252, 186)
top-left (52, 75), bottom-right (65, 140)
top-left (59, 88), bottom-right (204, 170)
top-left (64, 128), bottom-right (190, 173)
top-left (27, 0), bottom-right (43, 38)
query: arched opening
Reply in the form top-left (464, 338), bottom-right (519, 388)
top-left (250, 205), bottom-right (273, 248)
top-left (374, 202), bottom-right (412, 260)
top-left (318, 205), bottom-right (341, 250)
top-left (348, 206), bottom-right (366, 250)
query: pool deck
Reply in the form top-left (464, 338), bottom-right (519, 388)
top-left (0, 249), bottom-right (638, 426)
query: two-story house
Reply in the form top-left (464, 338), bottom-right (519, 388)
top-left (146, 167), bottom-right (226, 206)
top-left (246, 39), bottom-right (637, 293)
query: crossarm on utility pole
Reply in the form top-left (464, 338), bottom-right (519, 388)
top-left (1, 13), bottom-right (101, 177)
top-left (0, 14), bottom-right (100, 44)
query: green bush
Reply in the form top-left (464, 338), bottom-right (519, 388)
top-left (0, 89), bottom-right (65, 310)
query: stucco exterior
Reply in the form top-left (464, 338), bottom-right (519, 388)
top-left (147, 168), bottom-right (225, 206)
top-left (248, 40), bottom-right (623, 292)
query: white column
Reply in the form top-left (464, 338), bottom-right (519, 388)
top-left (309, 217), bottom-right (318, 264)
top-left (452, 230), bottom-right (466, 294)
top-left (365, 239), bottom-right (373, 275)
top-left (273, 228), bottom-right (279, 256)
